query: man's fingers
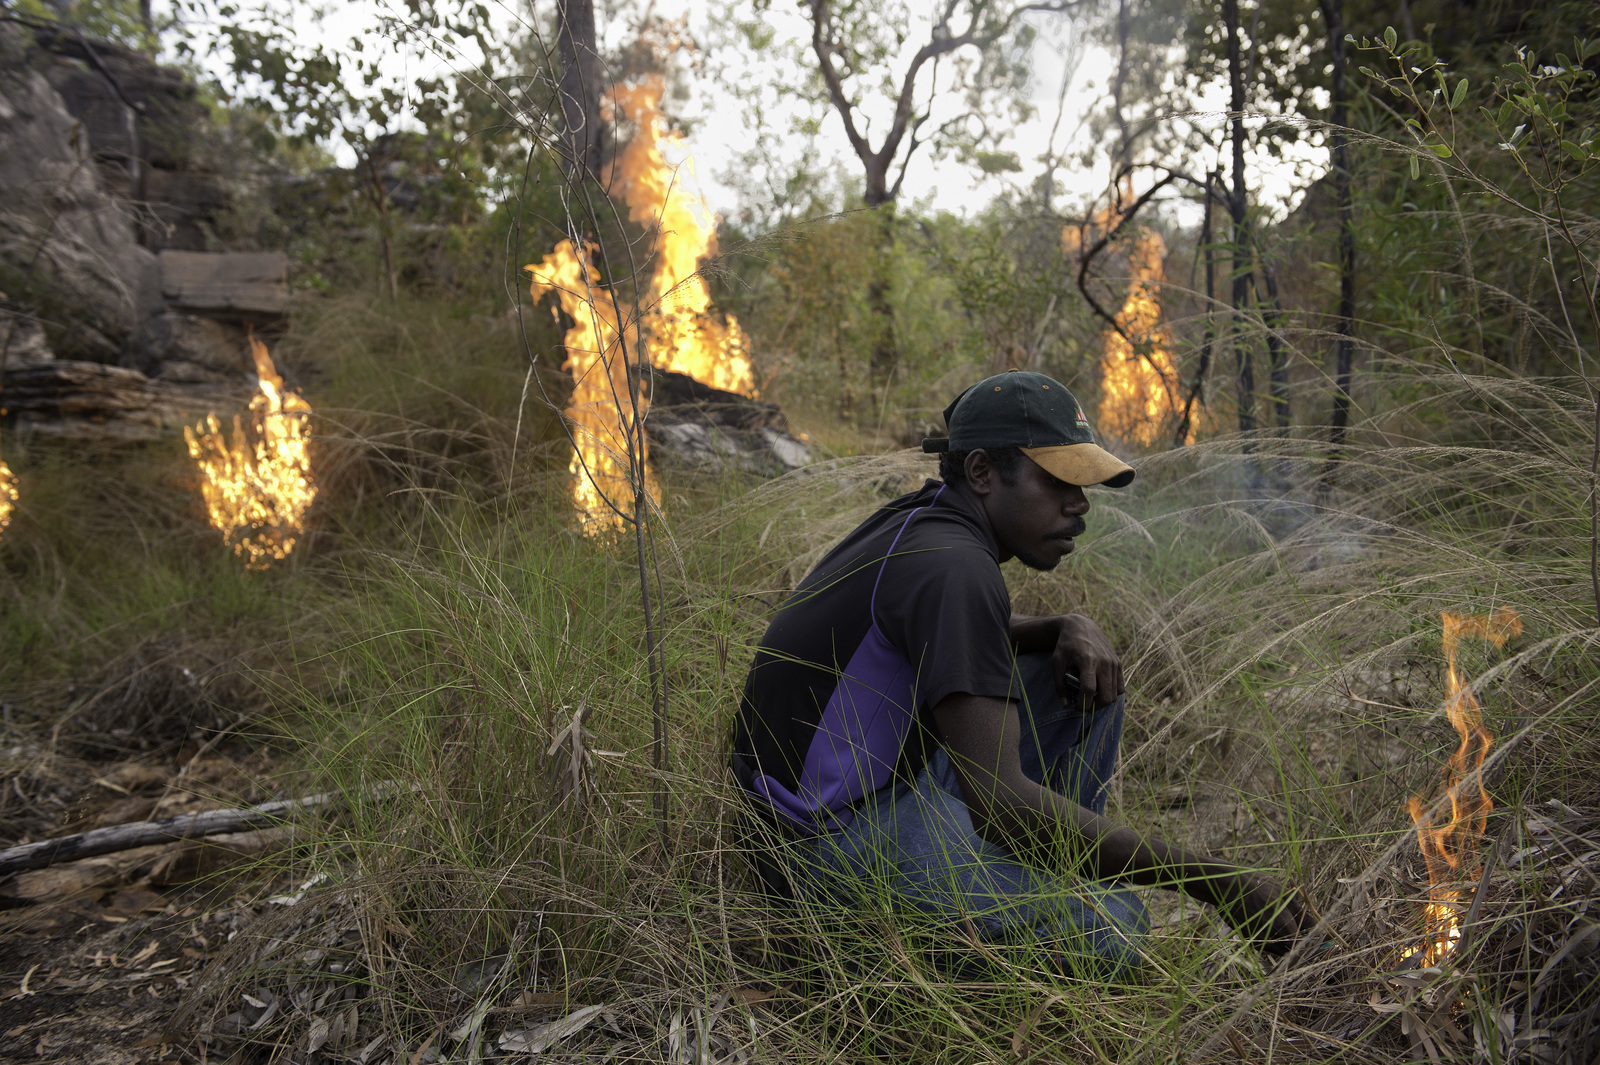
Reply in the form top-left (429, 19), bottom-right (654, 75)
top-left (1097, 662), bottom-right (1119, 708)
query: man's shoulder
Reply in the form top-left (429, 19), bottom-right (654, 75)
top-left (894, 484), bottom-right (998, 559)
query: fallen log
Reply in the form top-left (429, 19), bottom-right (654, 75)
top-left (0, 791), bottom-right (333, 878)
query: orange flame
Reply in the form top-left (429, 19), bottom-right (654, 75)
top-left (1064, 180), bottom-right (1183, 448)
top-left (184, 335), bottom-right (316, 568)
top-left (526, 75), bottom-right (754, 532)
top-left (0, 453), bottom-right (15, 538)
top-left (610, 77), bottom-right (756, 397)
top-left (1402, 607), bottom-right (1522, 966)
top-left (526, 242), bottom-right (657, 532)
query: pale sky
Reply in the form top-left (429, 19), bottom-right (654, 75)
top-left (162, 0), bottom-right (1326, 229)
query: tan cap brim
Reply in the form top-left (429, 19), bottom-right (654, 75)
top-left (1021, 443), bottom-right (1135, 488)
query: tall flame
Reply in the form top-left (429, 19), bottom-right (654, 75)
top-left (1402, 607), bottom-right (1522, 966)
top-left (526, 74), bottom-right (755, 532)
top-left (610, 77), bottom-right (756, 397)
top-left (184, 335), bottom-right (316, 568)
top-left (1064, 180), bottom-right (1183, 448)
top-left (526, 242), bottom-right (657, 532)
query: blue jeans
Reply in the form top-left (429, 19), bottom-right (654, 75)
top-left (771, 652), bottom-right (1149, 979)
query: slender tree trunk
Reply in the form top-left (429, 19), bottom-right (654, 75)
top-left (1319, 0), bottom-right (1356, 471)
top-left (1175, 170), bottom-right (1219, 447)
top-left (365, 151), bottom-right (399, 302)
top-left (1113, 0), bottom-right (1133, 175)
top-left (1224, 0), bottom-right (1255, 435)
top-left (557, 0), bottom-right (605, 180)
top-left (1260, 259), bottom-right (1291, 428)
top-left (865, 203), bottom-right (898, 399)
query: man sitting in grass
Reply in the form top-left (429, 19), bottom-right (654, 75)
top-left (730, 370), bottom-right (1308, 978)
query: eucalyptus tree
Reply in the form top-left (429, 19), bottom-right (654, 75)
top-left (722, 0), bottom-right (1089, 394)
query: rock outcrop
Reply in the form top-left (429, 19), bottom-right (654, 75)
top-left (646, 369), bottom-right (811, 476)
top-left (3, 361), bottom-right (244, 441)
top-left (0, 21), bottom-right (285, 439)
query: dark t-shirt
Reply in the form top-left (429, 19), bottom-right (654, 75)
top-left (730, 479), bottom-right (1017, 834)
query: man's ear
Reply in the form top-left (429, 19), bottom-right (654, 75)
top-left (964, 449), bottom-right (995, 496)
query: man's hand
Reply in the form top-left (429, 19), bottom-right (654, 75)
top-left (1010, 613), bottom-right (1124, 711)
top-left (1206, 872), bottom-right (1312, 957)
top-left (1050, 614), bottom-right (1123, 711)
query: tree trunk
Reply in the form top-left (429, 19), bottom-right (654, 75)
top-left (1224, 0), bottom-right (1255, 435)
top-left (1112, 0), bottom-right (1133, 175)
top-left (557, 0), bottom-right (605, 180)
top-left (1319, 0), bottom-right (1356, 469)
top-left (1260, 259), bottom-right (1291, 428)
top-left (364, 150), bottom-right (399, 302)
top-left (866, 204), bottom-right (898, 395)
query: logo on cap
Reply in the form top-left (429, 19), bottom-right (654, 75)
top-left (1075, 406), bottom-right (1090, 429)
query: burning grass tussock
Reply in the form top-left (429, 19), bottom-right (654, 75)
top-left (185, 334), bottom-right (316, 569)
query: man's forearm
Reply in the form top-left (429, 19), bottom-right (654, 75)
top-left (1008, 613), bottom-right (1062, 654)
top-left (972, 777), bottom-right (1237, 905)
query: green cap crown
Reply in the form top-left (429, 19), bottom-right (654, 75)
top-left (922, 371), bottom-right (1094, 452)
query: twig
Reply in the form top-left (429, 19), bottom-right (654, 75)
top-left (0, 784), bottom-right (405, 877)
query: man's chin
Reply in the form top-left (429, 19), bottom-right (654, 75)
top-left (1016, 543), bottom-right (1070, 571)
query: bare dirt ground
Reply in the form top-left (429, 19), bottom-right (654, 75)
top-left (1, 731), bottom-right (289, 1064)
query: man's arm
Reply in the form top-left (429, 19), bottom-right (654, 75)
top-left (1010, 613), bottom-right (1123, 710)
top-left (934, 691), bottom-right (1307, 955)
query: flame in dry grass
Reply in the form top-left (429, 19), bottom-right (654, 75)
top-left (526, 75), bottom-right (754, 532)
top-left (1064, 181), bottom-right (1183, 448)
top-left (0, 455), bottom-right (15, 538)
top-left (526, 242), bottom-right (657, 533)
top-left (1402, 607), bottom-right (1523, 966)
top-left (184, 335), bottom-right (316, 568)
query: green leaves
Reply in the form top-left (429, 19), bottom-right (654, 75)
top-left (1450, 79), bottom-right (1469, 110)
top-left (1408, 154), bottom-right (1420, 179)
top-left (1384, 25), bottom-right (1397, 52)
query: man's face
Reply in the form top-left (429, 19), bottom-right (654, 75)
top-left (969, 453), bottom-right (1091, 571)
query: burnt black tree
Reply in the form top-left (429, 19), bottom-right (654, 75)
top-left (1317, 0), bottom-right (1356, 468)
top-left (1260, 259), bottom-right (1290, 428)
top-left (1175, 167), bottom-right (1220, 447)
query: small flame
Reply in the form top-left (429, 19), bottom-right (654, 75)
top-left (1401, 607), bottom-right (1522, 966)
top-left (526, 74), bottom-right (754, 532)
top-left (184, 335), bottom-right (316, 568)
top-left (0, 454), bottom-right (15, 537)
top-left (1064, 180), bottom-right (1183, 448)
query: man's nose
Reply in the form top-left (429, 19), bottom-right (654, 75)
top-left (1063, 486), bottom-right (1090, 515)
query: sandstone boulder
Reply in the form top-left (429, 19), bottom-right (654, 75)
top-left (0, 25), bottom-right (160, 362)
top-left (646, 369), bottom-right (811, 476)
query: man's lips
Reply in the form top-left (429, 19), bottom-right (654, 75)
top-left (1049, 519), bottom-right (1088, 543)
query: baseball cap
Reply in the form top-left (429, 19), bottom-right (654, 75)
top-left (921, 370), bottom-right (1135, 488)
